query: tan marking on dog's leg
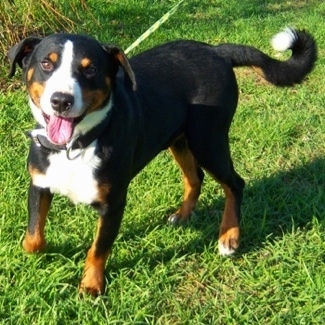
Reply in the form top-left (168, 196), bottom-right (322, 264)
top-left (96, 183), bottom-right (111, 205)
top-left (23, 166), bottom-right (51, 252)
top-left (23, 229), bottom-right (47, 252)
top-left (22, 189), bottom-right (51, 253)
top-left (79, 218), bottom-right (110, 296)
top-left (218, 183), bottom-right (240, 255)
top-left (169, 142), bottom-right (202, 222)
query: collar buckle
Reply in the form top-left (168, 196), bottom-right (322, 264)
top-left (66, 136), bottom-right (84, 160)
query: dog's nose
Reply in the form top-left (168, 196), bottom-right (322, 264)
top-left (50, 92), bottom-right (74, 113)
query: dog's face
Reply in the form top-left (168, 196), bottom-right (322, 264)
top-left (8, 34), bottom-right (136, 145)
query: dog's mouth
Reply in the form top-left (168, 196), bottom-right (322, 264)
top-left (42, 112), bottom-right (83, 146)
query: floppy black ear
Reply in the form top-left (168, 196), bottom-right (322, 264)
top-left (8, 37), bottom-right (42, 78)
top-left (102, 44), bottom-right (137, 91)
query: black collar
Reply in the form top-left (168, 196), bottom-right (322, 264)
top-left (28, 109), bottom-right (112, 159)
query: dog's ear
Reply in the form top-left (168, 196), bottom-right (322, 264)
top-left (102, 45), bottom-right (137, 91)
top-left (8, 37), bottom-right (42, 78)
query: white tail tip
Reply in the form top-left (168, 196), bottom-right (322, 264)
top-left (271, 28), bottom-right (297, 52)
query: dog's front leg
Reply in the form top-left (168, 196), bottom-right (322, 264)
top-left (79, 200), bottom-right (125, 296)
top-left (23, 182), bottom-right (53, 252)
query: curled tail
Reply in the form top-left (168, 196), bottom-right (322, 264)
top-left (215, 28), bottom-right (317, 86)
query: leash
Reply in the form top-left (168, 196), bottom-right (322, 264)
top-left (124, 0), bottom-right (184, 55)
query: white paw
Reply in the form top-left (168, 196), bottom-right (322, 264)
top-left (218, 240), bottom-right (236, 256)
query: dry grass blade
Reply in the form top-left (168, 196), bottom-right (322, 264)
top-left (0, 0), bottom-right (97, 62)
top-left (0, 0), bottom-right (98, 91)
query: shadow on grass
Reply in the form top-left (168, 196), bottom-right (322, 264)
top-left (108, 156), bottom-right (324, 272)
top-left (238, 156), bottom-right (324, 253)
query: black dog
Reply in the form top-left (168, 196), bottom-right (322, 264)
top-left (8, 28), bottom-right (316, 295)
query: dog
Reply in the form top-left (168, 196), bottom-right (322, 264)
top-left (8, 27), bottom-right (316, 296)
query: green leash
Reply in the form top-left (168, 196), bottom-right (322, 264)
top-left (124, 0), bottom-right (184, 55)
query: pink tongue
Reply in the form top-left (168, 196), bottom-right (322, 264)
top-left (47, 115), bottom-right (74, 145)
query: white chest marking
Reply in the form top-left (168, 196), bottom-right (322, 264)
top-left (32, 141), bottom-right (101, 204)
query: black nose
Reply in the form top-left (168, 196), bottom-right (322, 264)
top-left (50, 92), bottom-right (74, 113)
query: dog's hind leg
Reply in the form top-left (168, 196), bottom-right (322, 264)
top-left (168, 136), bottom-right (204, 224)
top-left (216, 175), bottom-right (244, 256)
top-left (188, 129), bottom-right (245, 255)
top-left (204, 151), bottom-right (244, 255)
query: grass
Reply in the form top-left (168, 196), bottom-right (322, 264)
top-left (0, 0), bottom-right (325, 323)
top-left (0, 0), bottom-right (93, 53)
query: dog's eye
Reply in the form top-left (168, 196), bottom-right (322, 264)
top-left (40, 60), bottom-right (53, 72)
top-left (83, 65), bottom-right (97, 78)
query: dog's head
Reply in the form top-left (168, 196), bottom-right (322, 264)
top-left (8, 34), bottom-right (136, 145)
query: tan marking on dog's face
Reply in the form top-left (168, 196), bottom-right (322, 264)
top-left (28, 81), bottom-right (45, 107)
top-left (82, 77), bottom-right (112, 113)
top-left (49, 52), bottom-right (58, 63)
top-left (27, 67), bottom-right (34, 82)
top-left (81, 57), bottom-right (91, 68)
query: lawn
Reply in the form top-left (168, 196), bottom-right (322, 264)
top-left (0, 0), bottom-right (324, 324)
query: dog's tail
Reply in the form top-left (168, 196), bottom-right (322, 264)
top-left (214, 28), bottom-right (317, 86)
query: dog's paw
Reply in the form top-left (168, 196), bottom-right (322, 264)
top-left (167, 211), bottom-right (194, 226)
top-left (218, 227), bottom-right (239, 256)
top-left (167, 213), bottom-right (190, 226)
top-left (22, 232), bottom-right (47, 253)
top-left (79, 268), bottom-right (105, 297)
top-left (167, 213), bottom-right (181, 225)
top-left (79, 284), bottom-right (103, 297)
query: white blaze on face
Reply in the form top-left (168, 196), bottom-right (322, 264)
top-left (40, 40), bottom-right (83, 117)
top-left (28, 38), bottom-right (113, 146)
top-left (32, 40), bottom-right (87, 145)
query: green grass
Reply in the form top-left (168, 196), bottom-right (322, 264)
top-left (1, 0), bottom-right (325, 323)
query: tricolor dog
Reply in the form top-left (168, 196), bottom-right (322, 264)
top-left (8, 28), bottom-right (316, 295)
